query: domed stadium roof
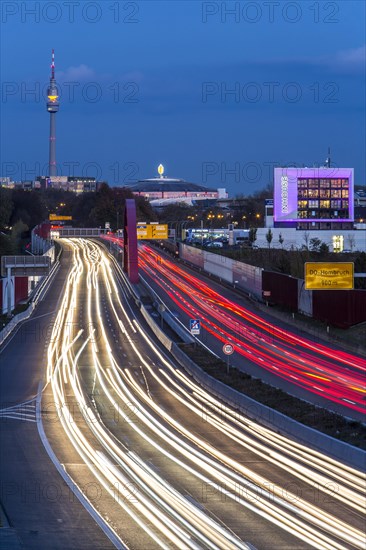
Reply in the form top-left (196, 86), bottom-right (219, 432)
top-left (126, 177), bottom-right (216, 194)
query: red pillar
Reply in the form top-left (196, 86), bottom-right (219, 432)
top-left (123, 199), bottom-right (139, 283)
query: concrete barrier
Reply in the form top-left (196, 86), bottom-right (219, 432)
top-left (139, 305), bottom-right (173, 352)
top-left (139, 275), bottom-right (195, 345)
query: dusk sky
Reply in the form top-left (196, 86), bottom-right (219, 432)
top-left (1, 0), bottom-right (365, 196)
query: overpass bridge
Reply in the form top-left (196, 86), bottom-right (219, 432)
top-left (55, 227), bottom-right (106, 238)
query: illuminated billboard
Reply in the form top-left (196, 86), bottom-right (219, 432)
top-left (274, 168), bottom-right (354, 223)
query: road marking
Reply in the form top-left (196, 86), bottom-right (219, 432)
top-left (342, 398), bottom-right (356, 405)
top-left (35, 381), bottom-right (126, 549)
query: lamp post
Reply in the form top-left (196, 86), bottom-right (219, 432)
top-left (179, 221), bottom-right (191, 241)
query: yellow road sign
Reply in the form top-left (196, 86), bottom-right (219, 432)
top-left (49, 214), bottom-right (72, 221)
top-left (137, 225), bottom-right (150, 239)
top-left (305, 262), bottom-right (354, 290)
top-left (137, 224), bottom-right (168, 240)
top-left (150, 224), bottom-right (168, 239)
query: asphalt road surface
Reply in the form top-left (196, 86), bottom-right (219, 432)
top-left (137, 242), bottom-right (366, 422)
top-left (38, 239), bottom-right (365, 549)
top-left (1, 239), bottom-right (364, 549)
top-left (0, 248), bottom-right (115, 550)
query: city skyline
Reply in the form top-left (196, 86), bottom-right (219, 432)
top-left (1, 1), bottom-right (365, 195)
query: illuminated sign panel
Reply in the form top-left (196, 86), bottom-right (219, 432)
top-left (305, 262), bottom-right (354, 290)
top-left (136, 224), bottom-right (168, 240)
top-left (137, 225), bottom-right (149, 239)
top-left (150, 223), bottom-right (168, 239)
top-left (274, 168), bottom-right (354, 223)
top-left (49, 214), bottom-right (72, 221)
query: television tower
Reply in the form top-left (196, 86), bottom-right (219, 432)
top-left (47, 49), bottom-right (59, 177)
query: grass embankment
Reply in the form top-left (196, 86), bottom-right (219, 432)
top-left (179, 343), bottom-right (366, 450)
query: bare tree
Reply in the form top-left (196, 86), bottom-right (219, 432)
top-left (347, 233), bottom-right (356, 252)
top-left (303, 231), bottom-right (310, 250)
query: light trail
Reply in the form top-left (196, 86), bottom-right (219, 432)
top-left (136, 243), bottom-right (366, 415)
top-left (45, 239), bottom-right (365, 549)
top-left (47, 239), bottom-right (250, 549)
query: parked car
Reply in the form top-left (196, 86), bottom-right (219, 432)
top-left (207, 241), bottom-right (223, 248)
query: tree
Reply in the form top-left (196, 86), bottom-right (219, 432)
top-left (0, 188), bottom-right (13, 229)
top-left (135, 196), bottom-right (157, 224)
top-left (0, 233), bottom-right (17, 256)
top-left (11, 189), bottom-right (46, 229)
top-left (266, 228), bottom-right (273, 248)
top-left (40, 188), bottom-right (74, 217)
top-left (249, 227), bottom-right (257, 246)
top-left (88, 183), bottom-right (115, 227)
top-left (278, 232), bottom-right (284, 248)
top-left (72, 192), bottom-right (98, 227)
top-left (347, 233), bottom-right (356, 252)
top-left (309, 237), bottom-right (322, 252)
top-left (319, 242), bottom-right (329, 255)
top-left (160, 203), bottom-right (193, 223)
top-left (9, 219), bottom-right (29, 255)
top-left (232, 185), bottom-right (272, 228)
top-left (302, 231), bottom-right (310, 251)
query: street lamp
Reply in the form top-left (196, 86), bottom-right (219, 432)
top-left (177, 220), bottom-right (194, 242)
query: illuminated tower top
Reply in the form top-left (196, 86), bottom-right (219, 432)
top-left (47, 49), bottom-right (59, 113)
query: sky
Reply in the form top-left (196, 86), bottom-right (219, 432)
top-left (1, 0), bottom-right (365, 196)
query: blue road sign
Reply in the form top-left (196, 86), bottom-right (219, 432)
top-left (190, 319), bottom-right (200, 335)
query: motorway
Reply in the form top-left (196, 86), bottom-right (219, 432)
top-left (36, 239), bottom-right (366, 548)
top-left (137, 243), bottom-right (366, 422)
top-left (0, 247), bottom-right (115, 549)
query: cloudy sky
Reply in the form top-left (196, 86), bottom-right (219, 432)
top-left (1, 0), bottom-right (365, 195)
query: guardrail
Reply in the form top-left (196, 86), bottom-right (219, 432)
top-left (0, 258), bottom-right (60, 348)
top-left (0, 303), bottom-right (36, 346)
top-left (139, 275), bottom-right (195, 345)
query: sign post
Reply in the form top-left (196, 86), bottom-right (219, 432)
top-left (190, 319), bottom-right (200, 349)
top-left (222, 343), bottom-right (234, 374)
top-left (263, 290), bottom-right (271, 306)
top-left (190, 319), bottom-right (200, 335)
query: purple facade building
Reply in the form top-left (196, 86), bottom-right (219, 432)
top-left (274, 167), bottom-right (354, 228)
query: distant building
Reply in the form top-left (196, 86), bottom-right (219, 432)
top-left (0, 177), bottom-right (13, 188)
top-left (274, 167), bottom-right (354, 230)
top-left (257, 166), bottom-right (366, 252)
top-left (354, 190), bottom-right (366, 207)
top-left (125, 164), bottom-right (227, 208)
top-left (36, 176), bottom-right (97, 193)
